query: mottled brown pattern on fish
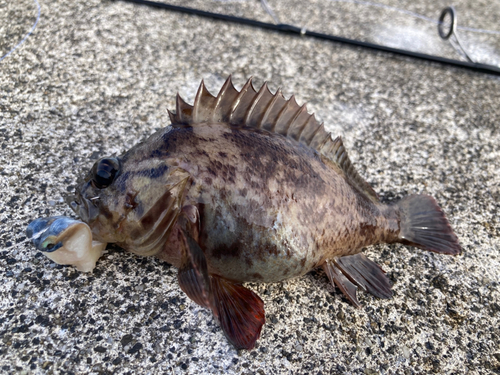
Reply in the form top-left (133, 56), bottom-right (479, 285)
top-left (126, 123), bottom-right (397, 282)
top-left (77, 121), bottom-right (400, 282)
top-left (80, 119), bottom-right (396, 281)
top-left (73, 77), bottom-right (458, 289)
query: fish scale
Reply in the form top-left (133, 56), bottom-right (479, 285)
top-left (28, 76), bottom-right (461, 350)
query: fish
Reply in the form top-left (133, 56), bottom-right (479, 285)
top-left (28, 76), bottom-right (461, 350)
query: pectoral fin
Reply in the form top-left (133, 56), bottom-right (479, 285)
top-left (175, 210), bottom-right (265, 350)
top-left (177, 230), bottom-right (211, 308)
top-left (210, 275), bottom-right (265, 350)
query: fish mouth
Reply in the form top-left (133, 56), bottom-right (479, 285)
top-left (66, 183), bottom-right (101, 225)
top-left (66, 193), bottom-right (80, 214)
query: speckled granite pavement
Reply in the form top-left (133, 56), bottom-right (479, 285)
top-left (1, 0), bottom-right (499, 374)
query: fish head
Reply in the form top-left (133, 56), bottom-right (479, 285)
top-left (68, 140), bottom-right (191, 256)
top-left (26, 216), bottom-right (106, 272)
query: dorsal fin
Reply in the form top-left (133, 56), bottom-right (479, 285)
top-left (169, 76), bottom-right (378, 202)
top-left (324, 137), bottom-right (379, 202)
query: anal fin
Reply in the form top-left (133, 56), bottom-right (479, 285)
top-left (334, 254), bottom-right (393, 299)
top-left (210, 275), bottom-right (265, 350)
top-left (323, 260), bottom-right (361, 308)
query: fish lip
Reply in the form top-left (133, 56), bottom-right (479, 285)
top-left (81, 196), bottom-right (99, 223)
top-left (68, 182), bottom-right (100, 224)
top-left (65, 194), bottom-right (79, 214)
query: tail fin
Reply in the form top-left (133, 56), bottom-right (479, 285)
top-left (397, 195), bottom-right (461, 255)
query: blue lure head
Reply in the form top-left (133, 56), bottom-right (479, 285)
top-left (26, 216), bottom-right (106, 272)
top-left (26, 216), bottom-right (82, 253)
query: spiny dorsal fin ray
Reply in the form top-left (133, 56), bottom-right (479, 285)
top-left (260, 88), bottom-right (287, 132)
top-left (273, 95), bottom-right (300, 135)
top-left (193, 80), bottom-right (217, 124)
top-left (287, 104), bottom-right (309, 140)
top-left (229, 78), bottom-right (258, 125)
top-left (299, 116), bottom-right (323, 145)
top-left (174, 94), bottom-right (193, 125)
top-left (245, 82), bottom-right (274, 129)
top-left (169, 77), bottom-right (378, 202)
top-left (213, 76), bottom-right (239, 123)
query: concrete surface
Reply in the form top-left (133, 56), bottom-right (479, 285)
top-left (1, 0), bottom-right (499, 374)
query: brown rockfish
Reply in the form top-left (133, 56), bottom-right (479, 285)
top-left (61, 77), bottom-right (460, 349)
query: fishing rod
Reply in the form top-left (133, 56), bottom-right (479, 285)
top-left (116, 0), bottom-right (500, 77)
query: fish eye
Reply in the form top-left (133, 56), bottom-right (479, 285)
top-left (93, 157), bottom-right (121, 189)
